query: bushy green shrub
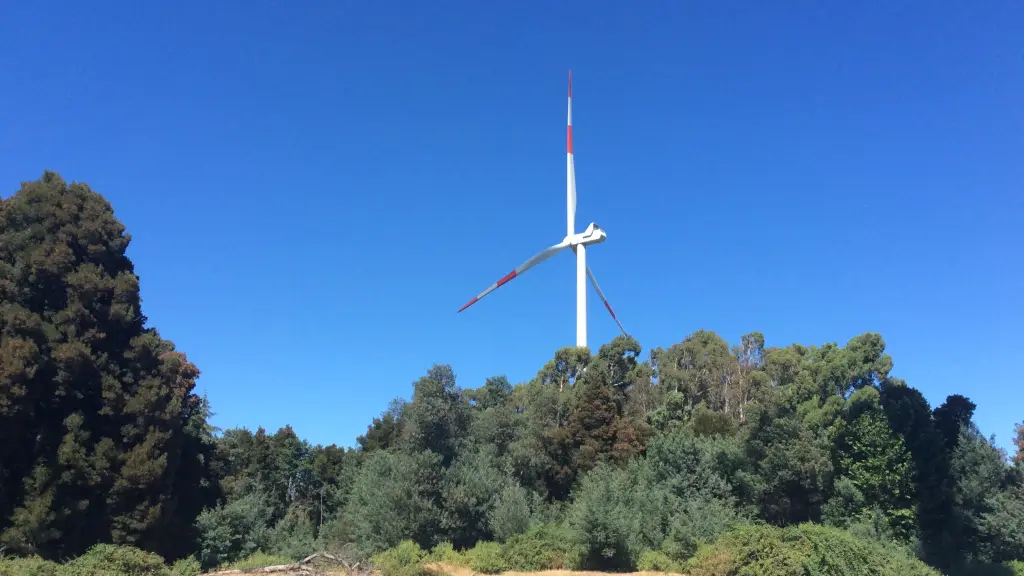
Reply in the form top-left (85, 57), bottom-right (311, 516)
top-left (268, 506), bottom-right (317, 561)
top-left (195, 490), bottom-right (274, 568)
top-left (660, 498), bottom-right (745, 562)
top-left (425, 542), bottom-right (463, 565)
top-left (0, 546), bottom-right (191, 576)
top-left (0, 556), bottom-right (61, 576)
top-left (978, 486), bottom-right (1024, 564)
top-left (528, 494), bottom-right (569, 527)
top-left (636, 549), bottom-right (683, 573)
top-left (315, 513), bottom-right (356, 559)
top-left (685, 523), bottom-right (939, 576)
top-left (501, 524), bottom-right (584, 571)
top-left (345, 451), bottom-right (443, 557)
top-left (168, 557), bottom-right (201, 576)
top-left (62, 544), bottom-right (168, 576)
top-left (487, 485), bottom-right (532, 543)
top-left (568, 463), bottom-right (673, 571)
top-left (465, 542), bottom-right (504, 574)
top-left (372, 540), bottom-right (427, 576)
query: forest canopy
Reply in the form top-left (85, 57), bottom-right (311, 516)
top-left (1, 172), bottom-right (1022, 575)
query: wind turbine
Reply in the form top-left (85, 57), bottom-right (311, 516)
top-left (457, 71), bottom-right (626, 349)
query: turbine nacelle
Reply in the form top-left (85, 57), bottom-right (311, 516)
top-left (567, 222), bottom-right (606, 247)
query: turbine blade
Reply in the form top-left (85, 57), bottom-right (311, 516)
top-left (458, 240), bottom-right (571, 313)
top-left (586, 266), bottom-right (627, 336)
top-left (567, 70), bottom-right (576, 237)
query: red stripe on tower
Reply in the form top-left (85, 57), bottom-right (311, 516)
top-left (567, 70), bottom-right (573, 154)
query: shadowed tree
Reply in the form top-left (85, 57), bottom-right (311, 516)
top-left (357, 398), bottom-right (406, 453)
top-left (831, 387), bottom-right (917, 541)
top-left (440, 445), bottom-right (517, 547)
top-left (879, 380), bottom-right (957, 567)
top-left (570, 337), bottom-right (649, 472)
top-left (743, 409), bottom-right (832, 526)
top-left (467, 376), bottom-right (522, 459)
top-left (465, 376), bottom-right (513, 410)
top-left (949, 423), bottom-right (1018, 563)
top-left (400, 365), bottom-right (471, 467)
top-left (344, 450), bottom-right (442, 555)
top-left (504, 347), bottom-right (589, 500)
top-left (933, 395), bottom-right (977, 453)
top-left (0, 171), bottom-right (217, 559)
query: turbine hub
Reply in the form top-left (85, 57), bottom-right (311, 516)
top-left (567, 222), bottom-right (606, 246)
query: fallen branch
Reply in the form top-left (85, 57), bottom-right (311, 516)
top-left (205, 551), bottom-right (355, 575)
top-left (206, 567), bottom-right (311, 575)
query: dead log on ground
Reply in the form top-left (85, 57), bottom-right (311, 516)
top-left (205, 551), bottom-right (364, 575)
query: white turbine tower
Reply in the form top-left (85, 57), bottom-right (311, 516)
top-left (458, 71), bottom-right (626, 349)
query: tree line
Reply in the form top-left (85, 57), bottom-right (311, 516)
top-left (1, 172), bottom-right (1022, 573)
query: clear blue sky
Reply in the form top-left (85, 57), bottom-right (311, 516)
top-left (2, 1), bottom-right (1021, 452)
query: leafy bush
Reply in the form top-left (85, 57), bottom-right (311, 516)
top-left (568, 462), bottom-right (673, 570)
top-left (465, 542), bottom-right (504, 574)
top-left (0, 556), bottom-right (61, 576)
top-left (62, 544), bottom-right (168, 576)
top-left (441, 446), bottom-right (516, 548)
top-left (268, 506), bottom-right (317, 561)
top-left (487, 484), bottom-right (532, 543)
top-left (195, 490), bottom-right (274, 568)
top-left (563, 429), bottom-right (749, 571)
top-left (345, 451), bottom-right (443, 557)
top-left (528, 494), bottom-right (569, 527)
top-left (637, 549), bottom-right (683, 573)
top-left (425, 542), bottom-right (463, 565)
top-left (685, 523), bottom-right (939, 576)
top-left (315, 514), bottom-right (357, 559)
top-left (372, 540), bottom-right (426, 576)
top-left (644, 419), bottom-right (743, 503)
top-left (978, 487), bottom-right (1024, 563)
top-left (501, 524), bottom-right (584, 571)
top-left (0, 546), bottom-right (186, 576)
top-left (660, 498), bottom-right (745, 562)
top-left (168, 557), bottom-right (201, 576)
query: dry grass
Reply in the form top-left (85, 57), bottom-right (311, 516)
top-left (425, 563), bottom-right (684, 576)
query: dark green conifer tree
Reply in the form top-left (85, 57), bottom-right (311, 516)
top-left (0, 171), bottom-right (218, 559)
